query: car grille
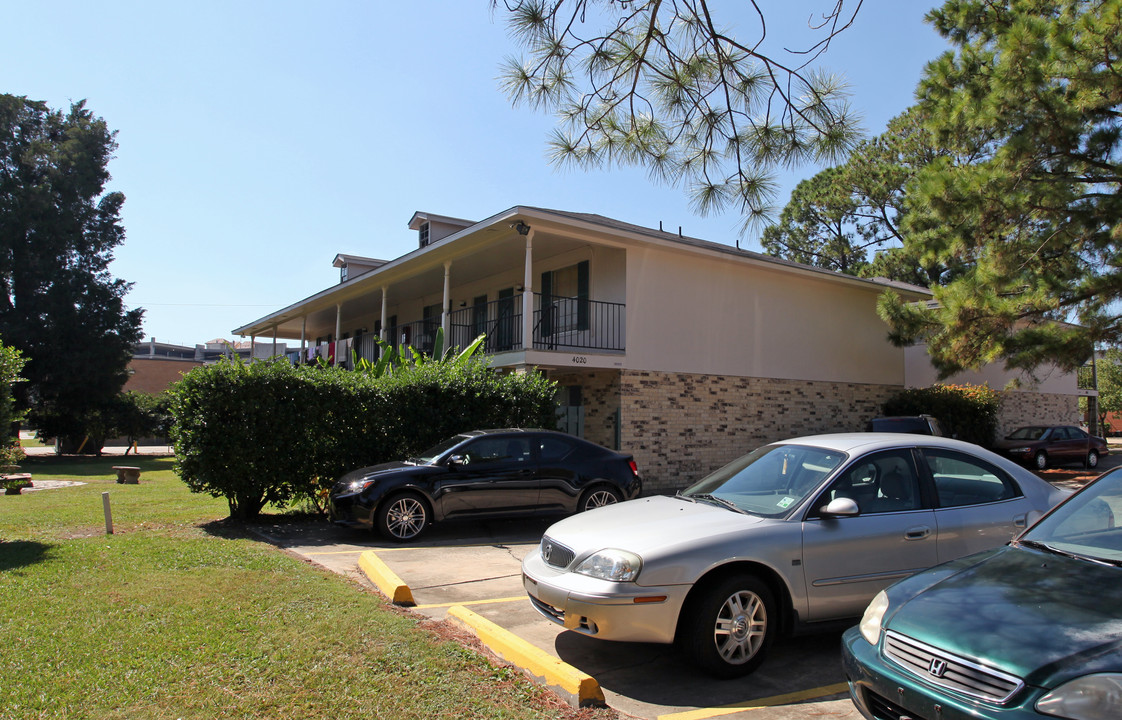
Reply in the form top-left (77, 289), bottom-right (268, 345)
top-left (884, 630), bottom-right (1023, 703)
top-left (540, 536), bottom-right (575, 569)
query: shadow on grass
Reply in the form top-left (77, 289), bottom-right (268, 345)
top-left (0, 540), bottom-right (53, 571)
top-left (198, 510), bottom-right (359, 547)
top-left (21, 455), bottom-right (174, 478)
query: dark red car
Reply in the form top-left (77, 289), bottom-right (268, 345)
top-left (993, 425), bottom-right (1109, 470)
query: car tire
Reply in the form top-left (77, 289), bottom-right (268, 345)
top-left (1086, 450), bottom-right (1099, 469)
top-left (678, 575), bottom-right (776, 679)
top-left (579, 485), bottom-right (622, 512)
top-left (376, 492), bottom-right (431, 542)
top-left (1034, 451), bottom-right (1048, 470)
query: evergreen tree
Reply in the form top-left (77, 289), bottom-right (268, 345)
top-left (497, 0), bottom-right (863, 232)
top-left (763, 108), bottom-right (974, 286)
top-left (878, 0), bottom-right (1122, 377)
top-left (0, 95), bottom-right (143, 447)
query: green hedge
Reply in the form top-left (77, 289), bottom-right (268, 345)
top-left (882, 384), bottom-right (1001, 447)
top-left (169, 358), bottom-right (557, 519)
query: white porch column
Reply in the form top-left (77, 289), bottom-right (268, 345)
top-left (442, 261), bottom-right (452, 342)
top-left (271, 326), bottom-right (278, 357)
top-left (334, 303), bottom-right (343, 366)
top-left (521, 227), bottom-right (535, 350)
top-left (300, 317), bottom-right (306, 358)
top-left (249, 336), bottom-right (255, 360)
top-left (380, 287), bottom-right (388, 343)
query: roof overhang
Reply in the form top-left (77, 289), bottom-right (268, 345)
top-left (233, 205), bottom-right (933, 339)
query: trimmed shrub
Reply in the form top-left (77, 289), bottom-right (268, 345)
top-left (169, 357), bottom-right (557, 519)
top-left (882, 384), bottom-right (1001, 447)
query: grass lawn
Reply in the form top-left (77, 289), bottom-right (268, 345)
top-left (0, 456), bottom-right (600, 720)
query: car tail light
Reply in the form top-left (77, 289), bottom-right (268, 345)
top-left (628, 459), bottom-right (639, 477)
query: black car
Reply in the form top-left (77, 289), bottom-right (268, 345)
top-left (866, 415), bottom-right (946, 436)
top-left (328, 429), bottom-right (642, 541)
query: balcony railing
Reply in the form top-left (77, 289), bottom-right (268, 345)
top-left (308, 293), bottom-right (624, 367)
top-left (531, 294), bottom-right (624, 352)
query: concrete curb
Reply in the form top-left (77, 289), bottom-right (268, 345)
top-left (358, 550), bottom-right (415, 606)
top-left (447, 604), bottom-right (605, 709)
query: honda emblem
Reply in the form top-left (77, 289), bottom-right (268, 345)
top-left (928, 657), bottom-right (949, 678)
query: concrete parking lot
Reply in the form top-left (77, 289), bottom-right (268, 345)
top-left (257, 515), bottom-right (859, 720)
top-left (255, 452), bottom-right (1119, 720)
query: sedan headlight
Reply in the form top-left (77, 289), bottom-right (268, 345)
top-left (1007, 446), bottom-right (1032, 454)
top-left (574, 549), bottom-right (642, 582)
top-left (858, 591), bottom-right (890, 645)
top-left (1037, 674), bottom-right (1122, 720)
top-left (347, 478), bottom-right (375, 493)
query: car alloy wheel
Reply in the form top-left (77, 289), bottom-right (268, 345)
top-left (679, 575), bottom-right (776, 678)
top-left (1035, 451), bottom-right (1048, 470)
top-left (378, 493), bottom-right (430, 541)
top-left (1087, 450), bottom-right (1099, 469)
top-left (580, 486), bottom-right (622, 512)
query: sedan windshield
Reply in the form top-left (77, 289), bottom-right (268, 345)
top-left (681, 444), bottom-right (846, 518)
top-left (412, 434), bottom-right (471, 464)
top-left (1007, 426), bottom-right (1047, 440)
top-left (1017, 470), bottom-right (1122, 565)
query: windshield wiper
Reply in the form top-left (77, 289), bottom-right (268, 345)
top-left (1018, 539), bottom-right (1122, 567)
top-left (687, 493), bottom-right (748, 514)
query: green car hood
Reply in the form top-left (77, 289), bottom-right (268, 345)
top-left (886, 545), bottom-right (1122, 686)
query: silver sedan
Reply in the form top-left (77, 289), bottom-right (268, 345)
top-left (522, 433), bottom-right (1069, 678)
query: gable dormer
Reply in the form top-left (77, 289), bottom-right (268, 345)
top-left (408, 212), bottom-right (475, 249)
top-left (333, 254), bottom-right (387, 283)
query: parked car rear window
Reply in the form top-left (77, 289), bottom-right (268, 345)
top-left (539, 436), bottom-right (578, 462)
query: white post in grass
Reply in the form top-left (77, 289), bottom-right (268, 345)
top-left (102, 492), bottom-right (113, 535)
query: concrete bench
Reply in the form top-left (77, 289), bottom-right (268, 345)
top-left (112, 466), bottom-right (141, 484)
top-left (3, 473), bottom-right (33, 495)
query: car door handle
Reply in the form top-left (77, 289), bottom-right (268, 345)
top-left (904, 526), bottom-right (931, 541)
top-left (1014, 513), bottom-right (1027, 528)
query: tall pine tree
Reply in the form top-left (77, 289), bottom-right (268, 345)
top-left (879, 0), bottom-right (1122, 377)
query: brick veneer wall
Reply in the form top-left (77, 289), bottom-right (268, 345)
top-left (125, 357), bottom-right (202, 394)
top-left (619, 371), bottom-right (899, 495)
top-left (996, 391), bottom-right (1081, 438)
top-left (550, 370), bottom-right (621, 450)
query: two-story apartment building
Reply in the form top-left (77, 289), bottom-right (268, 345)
top-left (234, 206), bottom-right (1087, 493)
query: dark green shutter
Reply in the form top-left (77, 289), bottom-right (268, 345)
top-left (577, 261), bottom-right (589, 331)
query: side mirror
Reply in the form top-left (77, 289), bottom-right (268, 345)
top-left (447, 454), bottom-right (467, 468)
top-left (820, 497), bottom-right (860, 518)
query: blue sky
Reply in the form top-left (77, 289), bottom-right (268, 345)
top-left (1, 1), bottom-right (949, 346)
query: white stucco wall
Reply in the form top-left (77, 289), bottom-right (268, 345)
top-left (903, 345), bottom-right (1084, 396)
top-left (623, 245), bottom-right (906, 385)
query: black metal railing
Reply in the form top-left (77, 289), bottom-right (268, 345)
top-left (447, 296), bottom-right (523, 353)
top-left (299, 293), bottom-right (624, 367)
top-left (532, 293), bottom-right (625, 351)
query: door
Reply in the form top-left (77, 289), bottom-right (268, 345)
top-left (800, 449), bottom-right (938, 621)
top-left (437, 434), bottom-right (539, 516)
top-left (535, 434), bottom-right (585, 512)
top-left (921, 447), bottom-right (1032, 561)
top-left (1053, 426), bottom-right (1087, 463)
